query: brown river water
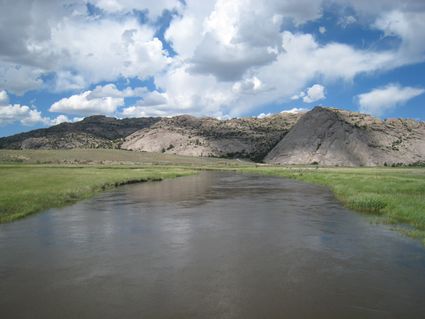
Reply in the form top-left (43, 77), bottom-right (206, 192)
top-left (1, 172), bottom-right (425, 318)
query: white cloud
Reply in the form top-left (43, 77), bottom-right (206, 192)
top-left (374, 10), bottom-right (425, 65)
top-left (0, 2), bottom-right (172, 94)
top-left (289, 84), bottom-right (326, 103)
top-left (232, 77), bottom-right (265, 94)
top-left (48, 17), bottom-right (172, 87)
top-left (0, 62), bottom-right (44, 95)
top-left (257, 112), bottom-right (272, 118)
top-left (357, 84), bottom-right (425, 116)
top-left (0, 90), bottom-right (8, 104)
top-left (1, 0), bottom-right (425, 122)
top-left (87, 83), bottom-right (146, 99)
top-left (303, 84), bottom-right (326, 103)
top-left (50, 114), bottom-right (71, 125)
top-left (281, 107), bottom-right (308, 114)
top-left (291, 91), bottom-right (306, 100)
top-left (49, 83), bottom-right (149, 116)
top-left (136, 91), bottom-right (169, 107)
top-left (0, 90), bottom-right (78, 126)
top-left (0, 104), bottom-right (47, 126)
top-left (121, 106), bottom-right (171, 118)
top-left (0, 91), bottom-right (48, 126)
top-left (338, 15), bottom-right (357, 28)
top-left (167, 0), bottom-right (323, 82)
top-left (50, 91), bottom-right (123, 116)
top-left (89, 0), bottom-right (182, 19)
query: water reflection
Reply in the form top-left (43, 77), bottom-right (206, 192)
top-left (1, 172), bottom-right (425, 319)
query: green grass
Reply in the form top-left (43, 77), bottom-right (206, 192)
top-left (0, 148), bottom-right (254, 167)
top-left (239, 166), bottom-right (425, 244)
top-left (1, 150), bottom-right (425, 245)
top-left (0, 165), bottom-right (195, 223)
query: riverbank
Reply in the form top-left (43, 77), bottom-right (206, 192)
top-left (239, 166), bottom-right (425, 244)
top-left (0, 165), bottom-right (195, 223)
top-left (1, 149), bottom-right (424, 245)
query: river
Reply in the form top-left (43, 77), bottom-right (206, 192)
top-left (1, 172), bottom-right (425, 318)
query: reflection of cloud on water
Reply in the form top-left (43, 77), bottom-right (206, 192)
top-left (123, 172), bottom-right (217, 207)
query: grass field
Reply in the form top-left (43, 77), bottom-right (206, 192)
top-left (0, 149), bottom-right (254, 167)
top-left (239, 166), bottom-right (425, 244)
top-left (1, 149), bottom-right (424, 244)
top-left (0, 165), bottom-right (195, 223)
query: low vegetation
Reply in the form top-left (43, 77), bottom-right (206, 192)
top-left (239, 166), bottom-right (425, 244)
top-left (1, 149), bottom-right (424, 245)
top-left (0, 165), bottom-right (195, 223)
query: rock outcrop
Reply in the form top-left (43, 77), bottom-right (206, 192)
top-left (121, 113), bottom-right (303, 161)
top-left (2, 107), bottom-right (424, 166)
top-left (0, 115), bottom-right (160, 149)
top-left (265, 107), bottom-right (425, 166)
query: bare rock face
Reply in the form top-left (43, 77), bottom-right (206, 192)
top-left (265, 107), bottom-right (425, 166)
top-left (122, 113), bottom-right (303, 161)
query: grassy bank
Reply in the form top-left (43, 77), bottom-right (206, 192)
top-left (0, 165), bottom-right (195, 223)
top-left (239, 166), bottom-right (425, 244)
top-left (1, 150), bottom-right (425, 245)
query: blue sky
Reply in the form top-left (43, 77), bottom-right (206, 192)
top-left (1, 0), bottom-right (425, 137)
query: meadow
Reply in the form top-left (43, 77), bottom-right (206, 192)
top-left (1, 149), bottom-right (424, 244)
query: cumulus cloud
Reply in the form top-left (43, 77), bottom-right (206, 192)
top-left (167, 0), bottom-right (323, 82)
top-left (0, 90), bottom-right (83, 127)
top-left (50, 92), bottom-right (122, 116)
top-left (357, 84), bottom-right (425, 116)
top-left (0, 90), bottom-right (50, 126)
top-left (0, 62), bottom-right (44, 95)
top-left (0, 1), bottom-right (172, 94)
top-left (87, 84), bottom-right (146, 99)
top-left (50, 114), bottom-right (71, 125)
top-left (232, 77), bottom-right (266, 94)
top-left (304, 84), bottom-right (326, 103)
top-left (281, 107), bottom-right (308, 114)
top-left (48, 17), bottom-right (172, 87)
top-left (374, 10), bottom-right (425, 65)
top-left (291, 84), bottom-right (326, 103)
top-left (256, 112), bottom-right (273, 118)
top-left (1, 0), bottom-right (425, 123)
top-left (49, 83), bottom-right (148, 116)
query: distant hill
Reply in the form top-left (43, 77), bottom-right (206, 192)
top-left (0, 115), bottom-right (160, 149)
top-left (1, 107), bottom-right (424, 166)
top-left (265, 107), bottom-right (425, 166)
top-left (121, 113), bottom-right (303, 161)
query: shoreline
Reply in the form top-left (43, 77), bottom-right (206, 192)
top-left (0, 165), bottom-right (196, 223)
top-left (237, 166), bottom-right (425, 245)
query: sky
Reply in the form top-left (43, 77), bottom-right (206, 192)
top-left (1, 0), bottom-right (425, 137)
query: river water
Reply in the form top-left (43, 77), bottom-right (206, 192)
top-left (1, 172), bottom-right (425, 318)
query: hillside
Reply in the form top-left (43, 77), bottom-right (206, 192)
top-left (1, 107), bottom-right (424, 166)
top-left (265, 107), bottom-right (425, 166)
top-left (0, 115), bottom-right (160, 149)
top-left (121, 113), bottom-right (303, 161)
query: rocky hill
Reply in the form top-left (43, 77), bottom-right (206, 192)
top-left (0, 115), bottom-right (160, 149)
top-left (121, 113), bottom-right (303, 161)
top-left (265, 107), bottom-right (425, 166)
top-left (1, 107), bottom-right (424, 166)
